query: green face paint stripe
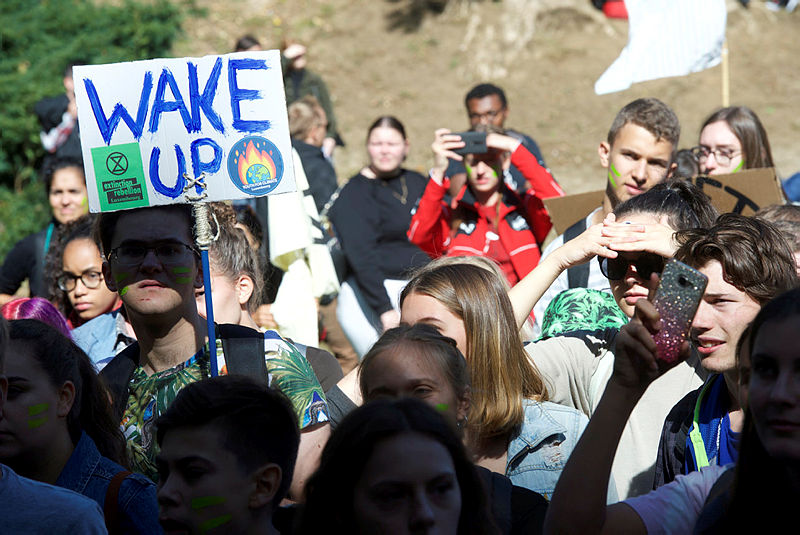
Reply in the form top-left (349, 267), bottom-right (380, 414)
top-left (191, 496), bottom-right (226, 509)
top-left (28, 403), bottom-right (48, 416)
top-left (172, 266), bottom-right (191, 274)
top-left (435, 403), bottom-right (449, 413)
top-left (175, 277), bottom-right (193, 284)
top-left (28, 417), bottom-right (47, 428)
top-left (465, 163), bottom-right (473, 175)
top-left (119, 286), bottom-right (129, 296)
top-left (608, 162), bottom-right (621, 188)
top-left (732, 159), bottom-right (744, 172)
top-left (200, 515), bottom-right (232, 533)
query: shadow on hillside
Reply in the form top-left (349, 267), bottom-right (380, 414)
top-left (385, 0), bottom-right (450, 32)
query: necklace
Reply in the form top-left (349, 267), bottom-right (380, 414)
top-left (381, 173), bottom-right (408, 205)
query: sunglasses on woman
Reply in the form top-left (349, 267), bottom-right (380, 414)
top-left (598, 253), bottom-right (666, 281)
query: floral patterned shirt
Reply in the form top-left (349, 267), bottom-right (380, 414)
top-left (121, 330), bottom-right (329, 482)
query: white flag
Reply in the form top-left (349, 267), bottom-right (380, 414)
top-left (595, 0), bottom-right (727, 95)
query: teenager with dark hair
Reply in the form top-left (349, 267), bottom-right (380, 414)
top-left (95, 205), bottom-right (330, 499)
top-left (534, 98), bottom-right (680, 330)
top-left (1, 319), bottom-right (159, 533)
top-left (300, 398), bottom-right (500, 534)
top-left (45, 214), bottom-right (121, 328)
top-left (0, 316), bottom-right (108, 532)
top-left (359, 324), bottom-right (550, 534)
top-left (446, 83), bottom-right (548, 196)
top-left (693, 106), bottom-right (773, 175)
top-left (652, 214), bottom-right (798, 488)
top-left (545, 287), bottom-right (800, 534)
top-left (521, 179), bottom-right (718, 498)
top-left (0, 156), bottom-right (88, 304)
top-left (156, 375), bottom-right (299, 535)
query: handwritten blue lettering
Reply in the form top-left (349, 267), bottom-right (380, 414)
top-left (83, 72), bottom-right (153, 145)
top-left (149, 145), bottom-right (187, 198)
top-left (190, 138), bottom-right (222, 190)
top-left (149, 68), bottom-right (192, 134)
top-left (228, 58), bottom-right (270, 133)
top-left (188, 59), bottom-right (224, 134)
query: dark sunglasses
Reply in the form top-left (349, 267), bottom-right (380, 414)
top-left (598, 253), bottom-right (666, 281)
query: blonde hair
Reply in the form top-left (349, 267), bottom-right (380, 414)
top-left (288, 96), bottom-right (325, 140)
top-left (400, 258), bottom-right (548, 441)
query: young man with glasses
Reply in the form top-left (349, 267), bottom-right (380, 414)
top-left (95, 205), bottom-right (330, 500)
top-left (446, 83), bottom-right (549, 196)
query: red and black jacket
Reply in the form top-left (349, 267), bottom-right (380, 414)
top-left (408, 145), bottom-right (564, 283)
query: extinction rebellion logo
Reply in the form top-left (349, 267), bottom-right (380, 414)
top-left (227, 136), bottom-right (284, 195)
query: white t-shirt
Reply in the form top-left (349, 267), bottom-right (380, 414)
top-left (623, 464), bottom-right (731, 534)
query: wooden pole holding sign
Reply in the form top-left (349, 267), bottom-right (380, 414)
top-left (721, 38), bottom-right (730, 107)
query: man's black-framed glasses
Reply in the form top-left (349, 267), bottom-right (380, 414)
top-left (108, 242), bottom-right (198, 266)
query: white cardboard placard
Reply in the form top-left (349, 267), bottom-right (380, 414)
top-left (73, 50), bottom-right (295, 212)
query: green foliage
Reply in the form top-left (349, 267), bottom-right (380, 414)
top-left (0, 0), bottom-right (185, 188)
top-left (0, 181), bottom-right (50, 262)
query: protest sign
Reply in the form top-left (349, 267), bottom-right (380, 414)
top-left (543, 168), bottom-right (784, 235)
top-left (74, 51), bottom-right (296, 212)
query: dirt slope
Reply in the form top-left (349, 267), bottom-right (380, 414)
top-left (174, 0), bottom-right (800, 194)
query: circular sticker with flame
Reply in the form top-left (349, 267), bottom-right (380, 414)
top-left (227, 136), bottom-right (284, 195)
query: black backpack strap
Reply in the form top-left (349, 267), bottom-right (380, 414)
top-left (564, 217), bottom-right (590, 289)
top-left (99, 343), bottom-right (140, 424)
top-left (217, 324), bottom-right (268, 385)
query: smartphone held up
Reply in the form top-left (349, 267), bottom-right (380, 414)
top-left (651, 259), bottom-right (708, 364)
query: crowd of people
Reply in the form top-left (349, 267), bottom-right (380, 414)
top-left (0, 33), bottom-right (799, 534)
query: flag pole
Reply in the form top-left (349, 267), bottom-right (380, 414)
top-left (183, 172), bottom-right (219, 377)
top-left (721, 38), bottom-right (730, 107)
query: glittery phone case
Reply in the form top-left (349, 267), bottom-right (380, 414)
top-left (652, 259), bottom-right (708, 363)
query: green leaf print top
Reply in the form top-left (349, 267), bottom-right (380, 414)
top-left (121, 330), bottom-right (329, 482)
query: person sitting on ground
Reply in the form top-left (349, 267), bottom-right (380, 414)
top-left (328, 116), bottom-right (430, 356)
top-left (544, 286), bottom-right (800, 534)
top-left (94, 204), bottom-right (330, 499)
top-left (533, 98), bottom-right (680, 332)
top-left (299, 398), bottom-right (499, 534)
top-left (2, 319), bottom-right (159, 533)
top-left (195, 204), bottom-right (342, 393)
top-left (0, 156), bottom-right (89, 305)
top-left (44, 214), bottom-right (122, 329)
top-left (359, 323), bottom-right (549, 534)
top-left (692, 105), bottom-right (774, 176)
top-left (0, 316), bottom-right (108, 533)
top-left (652, 214), bottom-right (798, 489)
top-left (155, 375), bottom-right (300, 535)
top-left (409, 125), bottom-right (564, 290)
top-left (520, 179), bottom-right (718, 499)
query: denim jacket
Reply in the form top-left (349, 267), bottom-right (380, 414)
top-left (505, 400), bottom-right (591, 500)
top-left (56, 432), bottom-right (162, 534)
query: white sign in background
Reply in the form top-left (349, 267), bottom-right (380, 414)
top-left (74, 50), bottom-right (296, 212)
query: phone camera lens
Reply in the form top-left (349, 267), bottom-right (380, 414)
top-left (678, 275), bottom-right (688, 286)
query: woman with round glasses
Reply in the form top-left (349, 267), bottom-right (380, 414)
top-left (45, 215), bottom-right (120, 329)
top-left (691, 106), bottom-right (774, 176)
